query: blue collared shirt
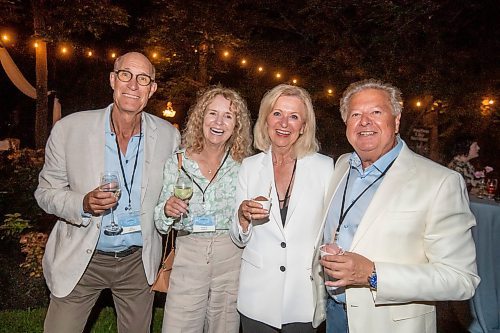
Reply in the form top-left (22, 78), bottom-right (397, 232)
top-left (323, 136), bottom-right (403, 302)
top-left (96, 106), bottom-right (144, 252)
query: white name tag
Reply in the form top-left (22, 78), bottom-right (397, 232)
top-left (192, 215), bottom-right (216, 233)
top-left (117, 211), bottom-right (142, 234)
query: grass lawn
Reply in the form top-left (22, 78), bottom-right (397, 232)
top-left (0, 307), bottom-right (164, 333)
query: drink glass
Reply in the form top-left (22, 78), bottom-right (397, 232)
top-left (486, 178), bottom-right (498, 199)
top-left (99, 171), bottom-right (122, 236)
top-left (252, 196), bottom-right (271, 211)
top-left (320, 242), bottom-right (344, 296)
top-left (173, 171), bottom-right (193, 229)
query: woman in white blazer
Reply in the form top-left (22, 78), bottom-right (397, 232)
top-left (230, 84), bottom-right (334, 332)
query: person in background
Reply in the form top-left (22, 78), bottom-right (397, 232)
top-left (447, 136), bottom-right (493, 192)
top-left (231, 84), bottom-right (334, 332)
top-left (35, 52), bottom-right (180, 333)
top-left (314, 79), bottom-right (479, 333)
top-left (154, 85), bottom-right (252, 333)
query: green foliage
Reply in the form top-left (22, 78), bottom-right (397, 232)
top-left (0, 213), bottom-right (31, 239)
top-left (0, 307), bottom-right (165, 333)
top-left (0, 149), bottom-right (46, 221)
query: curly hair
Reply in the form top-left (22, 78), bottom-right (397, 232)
top-left (339, 79), bottom-right (403, 122)
top-left (253, 84), bottom-right (319, 159)
top-left (182, 85), bottom-right (253, 162)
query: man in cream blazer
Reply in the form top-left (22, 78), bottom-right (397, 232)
top-left (312, 79), bottom-right (479, 333)
top-left (35, 52), bottom-right (180, 332)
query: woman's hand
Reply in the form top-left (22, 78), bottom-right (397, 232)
top-left (163, 196), bottom-right (189, 218)
top-left (237, 199), bottom-right (270, 232)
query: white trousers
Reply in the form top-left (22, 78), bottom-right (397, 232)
top-left (162, 233), bottom-right (242, 333)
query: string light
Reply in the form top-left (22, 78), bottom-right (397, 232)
top-left (416, 101), bottom-right (422, 107)
top-left (3, 32), bottom-right (339, 94)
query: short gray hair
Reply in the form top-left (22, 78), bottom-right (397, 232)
top-left (339, 79), bottom-right (403, 122)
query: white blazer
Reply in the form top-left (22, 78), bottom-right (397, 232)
top-left (35, 105), bottom-right (180, 297)
top-left (231, 150), bottom-right (334, 328)
top-left (311, 143), bottom-right (480, 332)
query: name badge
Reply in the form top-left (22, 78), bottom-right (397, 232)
top-left (192, 215), bottom-right (216, 233)
top-left (117, 210), bottom-right (141, 234)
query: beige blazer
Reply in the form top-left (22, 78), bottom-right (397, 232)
top-left (35, 105), bottom-right (180, 297)
top-left (311, 143), bottom-right (480, 332)
top-left (230, 150), bottom-right (334, 328)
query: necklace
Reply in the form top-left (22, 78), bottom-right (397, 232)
top-left (272, 152), bottom-right (295, 166)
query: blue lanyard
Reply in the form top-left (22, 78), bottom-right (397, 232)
top-left (110, 112), bottom-right (142, 210)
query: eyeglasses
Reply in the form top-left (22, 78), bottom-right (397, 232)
top-left (114, 69), bottom-right (154, 86)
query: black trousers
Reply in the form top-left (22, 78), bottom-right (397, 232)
top-left (240, 313), bottom-right (316, 333)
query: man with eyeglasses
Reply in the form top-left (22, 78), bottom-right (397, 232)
top-left (36, 52), bottom-right (180, 333)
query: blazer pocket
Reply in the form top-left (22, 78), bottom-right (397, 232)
top-left (241, 247), bottom-right (263, 268)
top-left (390, 302), bottom-right (434, 321)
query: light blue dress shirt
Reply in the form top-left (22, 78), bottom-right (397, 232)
top-left (96, 107), bottom-right (144, 252)
top-left (323, 136), bottom-right (403, 302)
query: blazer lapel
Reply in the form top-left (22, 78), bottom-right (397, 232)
top-left (141, 114), bottom-right (157, 204)
top-left (350, 145), bottom-right (416, 250)
top-left (257, 151), bottom-right (284, 232)
top-left (88, 109), bottom-right (107, 183)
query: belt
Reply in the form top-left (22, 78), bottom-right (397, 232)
top-left (96, 246), bottom-right (142, 258)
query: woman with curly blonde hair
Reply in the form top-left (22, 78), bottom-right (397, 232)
top-left (154, 85), bottom-right (252, 332)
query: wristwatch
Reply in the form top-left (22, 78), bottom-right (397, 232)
top-left (368, 266), bottom-right (377, 290)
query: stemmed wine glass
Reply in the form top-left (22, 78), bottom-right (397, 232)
top-left (173, 171), bottom-right (193, 229)
top-left (99, 171), bottom-right (122, 236)
top-left (486, 178), bottom-right (498, 199)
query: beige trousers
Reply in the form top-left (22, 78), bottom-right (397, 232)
top-left (162, 233), bottom-right (243, 333)
top-left (44, 249), bottom-right (154, 333)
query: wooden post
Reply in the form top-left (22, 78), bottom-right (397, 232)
top-left (32, 0), bottom-right (49, 148)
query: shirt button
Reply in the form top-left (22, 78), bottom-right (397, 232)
top-left (280, 266), bottom-right (286, 272)
top-left (344, 224), bottom-right (348, 228)
top-left (281, 242), bottom-right (286, 248)
top-left (96, 222), bottom-right (100, 229)
top-left (86, 249), bottom-right (92, 254)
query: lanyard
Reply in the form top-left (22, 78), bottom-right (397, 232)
top-left (110, 112), bottom-right (142, 210)
top-left (181, 150), bottom-right (230, 203)
top-left (336, 158), bottom-right (396, 236)
top-left (277, 159), bottom-right (297, 208)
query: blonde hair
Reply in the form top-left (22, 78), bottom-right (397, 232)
top-left (339, 79), bottom-right (403, 122)
top-left (253, 84), bottom-right (319, 158)
top-left (182, 85), bottom-right (253, 162)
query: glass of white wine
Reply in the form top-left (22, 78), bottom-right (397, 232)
top-left (99, 171), bottom-right (122, 236)
top-left (173, 171), bottom-right (193, 229)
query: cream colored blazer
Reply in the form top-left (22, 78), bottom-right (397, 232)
top-left (35, 105), bottom-right (180, 297)
top-left (311, 143), bottom-right (480, 333)
top-left (231, 150), bottom-right (334, 328)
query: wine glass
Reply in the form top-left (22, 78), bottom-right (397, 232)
top-left (486, 178), bottom-right (498, 199)
top-left (99, 171), bottom-right (122, 236)
top-left (173, 171), bottom-right (193, 229)
top-left (319, 242), bottom-right (345, 297)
